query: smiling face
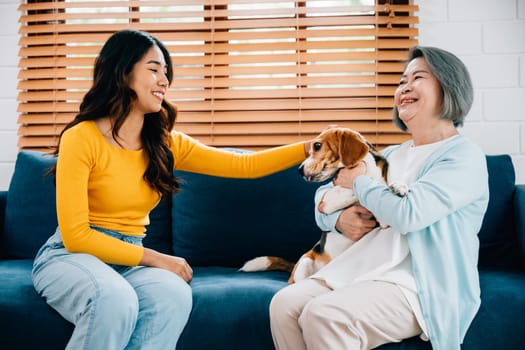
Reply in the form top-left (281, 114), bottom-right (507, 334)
top-left (394, 57), bottom-right (443, 132)
top-left (128, 45), bottom-right (169, 115)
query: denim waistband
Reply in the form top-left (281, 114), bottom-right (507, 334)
top-left (35, 225), bottom-right (145, 271)
top-left (90, 226), bottom-right (145, 245)
top-left (41, 225), bottom-right (144, 252)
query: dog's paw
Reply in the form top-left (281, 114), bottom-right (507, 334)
top-left (291, 258), bottom-right (316, 283)
top-left (378, 221), bottom-right (389, 229)
top-left (320, 186), bottom-right (357, 214)
top-left (389, 182), bottom-right (409, 197)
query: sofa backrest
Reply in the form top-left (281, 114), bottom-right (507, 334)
top-left (0, 150), bottom-right (322, 263)
top-left (171, 167), bottom-right (323, 267)
top-left (0, 151), bottom-right (519, 270)
top-left (0, 150), bottom-right (173, 259)
top-left (2, 151), bottom-right (58, 259)
top-left (170, 154), bottom-right (520, 268)
top-left (477, 155), bottom-right (518, 268)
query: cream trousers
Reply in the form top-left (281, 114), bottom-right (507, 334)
top-left (270, 279), bottom-right (422, 350)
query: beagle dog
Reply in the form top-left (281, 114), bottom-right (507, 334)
top-left (240, 127), bottom-right (407, 283)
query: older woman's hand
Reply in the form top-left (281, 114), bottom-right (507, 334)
top-left (333, 161), bottom-right (367, 189)
top-left (335, 205), bottom-right (377, 242)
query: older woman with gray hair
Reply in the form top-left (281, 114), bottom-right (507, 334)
top-left (270, 46), bottom-right (489, 350)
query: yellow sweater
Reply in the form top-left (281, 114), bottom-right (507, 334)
top-left (56, 121), bottom-right (306, 266)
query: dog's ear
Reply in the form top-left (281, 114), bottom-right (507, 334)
top-left (339, 129), bottom-right (369, 166)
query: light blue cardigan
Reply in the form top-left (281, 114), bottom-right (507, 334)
top-left (315, 135), bottom-right (489, 350)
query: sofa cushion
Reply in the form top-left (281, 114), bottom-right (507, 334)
top-left (462, 269), bottom-right (525, 349)
top-left (377, 269), bottom-right (525, 350)
top-left (178, 267), bottom-right (288, 350)
top-left (172, 164), bottom-right (323, 267)
top-left (0, 263), bottom-right (289, 350)
top-left (0, 259), bottom-right (73, 349)
top-left (478, 155), bottom-right (518, 268)
top-left (3, 151), bottom-right (58, 259)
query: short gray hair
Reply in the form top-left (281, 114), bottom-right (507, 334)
top-left (393, 46), bottom-right (474, 131)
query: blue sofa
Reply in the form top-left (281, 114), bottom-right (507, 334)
top-left (1, 150), bottom-right (524, 350)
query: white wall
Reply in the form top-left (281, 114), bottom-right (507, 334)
top-left (418, 0), bottom-right (525, 183)
top-left (0, 0), bottom-right (19, 190)
top-left (0, 0), bottom-right (524, 189)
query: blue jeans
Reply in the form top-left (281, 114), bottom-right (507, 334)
top-left (32, 226), bottom-right (192, 350)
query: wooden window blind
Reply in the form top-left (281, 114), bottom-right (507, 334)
top-left (18, 0), bottom-right (418, 151)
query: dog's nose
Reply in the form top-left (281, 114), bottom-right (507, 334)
top-left (298, 164), bottom-right (305, 176)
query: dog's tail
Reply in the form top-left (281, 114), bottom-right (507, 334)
top-left (239, 256), bottom-right (295, 273)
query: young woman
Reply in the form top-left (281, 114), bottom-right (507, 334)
top-left (269, 46), bottom-right (489, 350)
top-left (32, 29), bottom-right (311, 350)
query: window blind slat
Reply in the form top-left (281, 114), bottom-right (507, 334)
top-left (20, 3), bottom-right (418, 21)
top-left (18, 109), bottom-right (394, 125)
top-left (20, 37), bottom-right (418, 57)
top-left (18, 97), bottom-right (396, 113)
top-left (18, 27), bottom-right (418, 46)
top-left (20, 14), bottom-right (418, 34)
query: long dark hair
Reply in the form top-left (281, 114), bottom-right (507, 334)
top-left (51, 29), bottom-right (179, 197)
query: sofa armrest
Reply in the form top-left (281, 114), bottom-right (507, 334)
top-left (0, 191), bottom-right (6, 258)
top-left (515, 184), bottom-right (525, 267)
